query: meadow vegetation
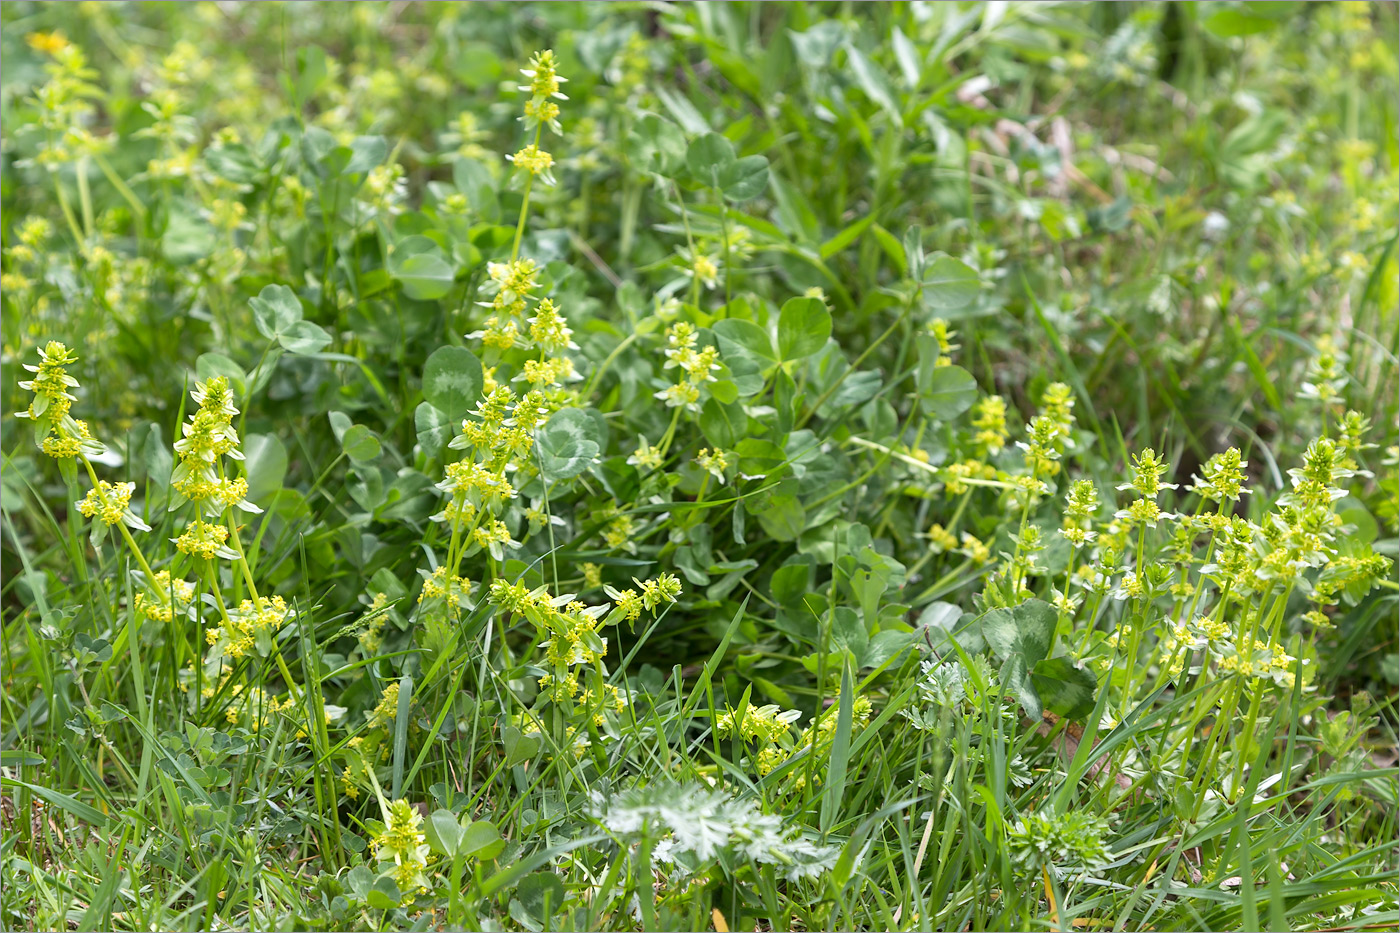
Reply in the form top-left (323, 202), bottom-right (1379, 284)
top-left (1, 2), bottom-right (1397, 930)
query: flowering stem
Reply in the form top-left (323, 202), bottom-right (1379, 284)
top-left (79, 456), bottom-right (156, 585)
top-left (224, 510), bottom-right (260, 600)
top-left (510, 124), bottom-right (544, 262)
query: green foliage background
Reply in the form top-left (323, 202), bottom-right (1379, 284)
top-left (1, 2), bottom-right (1397, 931)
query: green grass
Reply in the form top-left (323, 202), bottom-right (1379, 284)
top-left (1, 2), bottom-right (1397, 931)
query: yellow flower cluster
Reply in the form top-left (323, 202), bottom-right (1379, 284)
top-left (656, 322), bottom-right (720, 412)
top-left (507, 50), bottom-right (567, 185)
top-left (416, 565), bottom-right (473, 608)
top-left (943, 459), bottom-right (997, 496)
top-left (221, 683), bottom-right (294, 733)
top-left (716, 704), bottom-right (801, 746)
top-left (171, 376), bottom-right (258, 520)
top-left (72, 478), bottom-right (151, 543)
top-left (929, 319), bottom-right (958, 364)
top-left (695, 448), bottom-right (730, 483)
top-left (18, 342), bottom-right (105, 462)
top-left (371, 799), bottom-right (433, 898)
top-left (134, 571), bottom-right (195, 624)
top-left (487, 573), bottom-right (681, 703)
top-left (205, 595), bottom-right (294, 660)
top-left (175, 518), bottom-right (231, 560)
top-left (366, 682), bottom-right (403, 731)
top-left (720, 694), bottom-right (875, 779)
top-left (971, 395), bottom-right (1009, 455)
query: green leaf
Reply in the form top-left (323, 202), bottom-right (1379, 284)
top-left (517, 872), bottom-right (566, 922)
top-left (249, 284), bottom-right (303, 339)
top-left (1203, 6), bottom-right (1279, 37)
top-left (426, 808), bottom-right (463, 857)
top-left (686, 132), bottom-right (736, 179)
top-left (921, 255), bottom-right (980, 309)
top-left (365, 876), bottom-right (401, 910)
top-left (920, 364), bottom-right (978, 420)
top-left (844, 44), bottom-right (902, 125)
top-left (713, 318), bottom-right (776, 396)
top-left (328, 411), bottom-right (352, 444)
top-left (735, 437), bottom-right (787, 477)
top-left (820, 660), bottom-right (856, 831)
top-left (755, 494), bottom-right (805, 542)
top-left (983, 599), bottom-right (1056, 668)
top-left (292, 45), bottom-right (328, 110)
top-left (770, 561), bottom-right (812, 607)
top-left (699, 398), bottom-right (746, 449)
top-left (902, 225), bottom-right (925, 281)
top-left (390, 673), bottom-right (413, 799)
top-left (982, 598), bottom-right (1058, 719)
top-left (161, 200), bottom-right (215, 265)
top-left (458, 819), bottom-right (504, 859)
top-left (389, 236), bottom-right (456, 300)
top-left (719, 154), bottom-right (770, 201)
top-left (341, 425), bottom-right (381, 462)
top-left (626, 114), bottom-right (685, 176)
top-left (453, 158), bottom-right (500, 222)
top-left (501, 725), bottom-right (540, 767)
top-left (0, 776), bottom-right (108, 827)
top-left (777, 296), bottom-right (832, 360)
top-left (713, 318), bottom-right (776, 362)
top-left (422, 346), bottom-right (483, 422)
top-left (1031, 657), bottom-right (1099, 721)
top-left (195, 353), bottom-right (246, 396)
top-left (278, 319), bottom-right (331, 355)
top-left (536, 408), bottom-right (601, 483)
top-left (242, 434), bottom-right (288, 503)
top-left (415, 401), bottom-right (453, 457)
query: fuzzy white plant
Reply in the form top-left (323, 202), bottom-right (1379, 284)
top-left (590, 782), bottom-right (839, 881)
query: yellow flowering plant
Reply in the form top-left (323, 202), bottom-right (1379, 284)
top-left (3, 8), bottom-right (1397, 932)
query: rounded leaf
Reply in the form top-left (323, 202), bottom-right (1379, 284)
top-left (341, 424), bottom-right (381, 462)
top-left (921, 255), bottom-right (981, 309)
top-left (777, 296), bottom-right (832, 360)
top-left (920, 365), bottom-right (978, 420)
top-left (422, 346), bottom-right (483, 422)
